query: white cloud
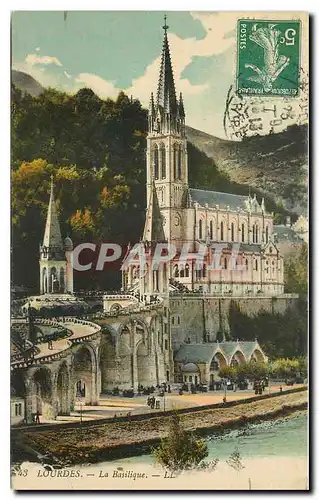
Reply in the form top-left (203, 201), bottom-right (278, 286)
top-left (64, 70), bottom-right (72, 80)
top-left (25, 54), bottom-right (62, 67)
top-left (75, 73), bottom-right (119, 99)
top-left (35, 47), bottom-right (40, 52)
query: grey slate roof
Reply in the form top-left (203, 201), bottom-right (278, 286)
top-left (175, 341), bottom-right (265, 364)
top-left (189, 188), bottom-right (249, 211)
top-left (273, 225), bottom-right (303, 244)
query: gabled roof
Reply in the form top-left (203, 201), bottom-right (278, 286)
top-left (175, 341), bottom-right (266, 364)
top-left (189, 188), bottom-right (250, 211)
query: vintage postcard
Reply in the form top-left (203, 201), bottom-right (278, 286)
top-left (11, 11), bottom-right (308, 490)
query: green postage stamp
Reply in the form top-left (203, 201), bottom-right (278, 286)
top-left (237, 19), bottom-right (301, 97)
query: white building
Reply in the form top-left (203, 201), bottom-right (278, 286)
top-left (123, 21), bottom-right (285, 299)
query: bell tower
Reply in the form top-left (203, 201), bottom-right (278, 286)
top-left (146, 16), bottom-right (188, 246)
top-left (39, 176), bottom-right (73, 294)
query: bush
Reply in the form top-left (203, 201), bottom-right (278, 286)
top-left (152, 413), bottom-right (208, 472)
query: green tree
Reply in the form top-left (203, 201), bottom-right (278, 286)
top-left (284, 243), bottom-right (308, 297)
top-left (153, 413), bottom-right (208, 472)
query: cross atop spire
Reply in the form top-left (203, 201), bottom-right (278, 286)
top-left (162, 14), bottom-right (169, 33)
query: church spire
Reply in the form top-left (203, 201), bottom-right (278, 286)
top-left (42, 175), bottom-right (64, 252)
top-left (148, 16), bottom-right (185, 136)
top-left (142, 181), bottom-right (166, 242)
top-left (156, 15), bottom-right (177, 114)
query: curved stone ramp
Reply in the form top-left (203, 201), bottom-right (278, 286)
top-left (11, 318), bottom-right (101, 368)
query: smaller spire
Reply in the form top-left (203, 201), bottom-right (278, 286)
top-left (42, 175), bottom-right (64, 251)
top-left (142, 182), bottom-right (166, 242)
top-left (149, 92), bottom-right (155, 115)
top-left (179, 92), bottom-right (185, 118)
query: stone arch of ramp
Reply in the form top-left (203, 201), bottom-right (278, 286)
top-left (56, 361), bottom-right (70, 415)
top-left (136, 339), bottom-right (156, 388)
top-left (31, 367), bottom-right (54, 420)
top-left (116, 320), bottom-right (133, 389)
top-left (11, 370), bottom-right (26, 399)
top-left (98, 328), bottom-right (117, 393)
top-left (72, 344), bottom-right (97, 405)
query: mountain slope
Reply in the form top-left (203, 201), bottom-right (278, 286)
top-left (186, 124), bottom-right (308, 215)
top-left (12, 70), bottom-right (44, 97)
top-left (11, 69), bottom-right (307, 215)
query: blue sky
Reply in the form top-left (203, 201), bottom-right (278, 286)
top-left (12, 11), bottom-right (241, 137)
top-left (11, 11), bottom-right (308, 138)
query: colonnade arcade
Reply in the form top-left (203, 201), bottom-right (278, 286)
top-left (12, 312), bottom-right (167, 423)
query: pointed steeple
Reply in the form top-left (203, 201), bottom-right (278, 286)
top-left (149, 92), bottom-right (155, 115)
top-left (42, 175), bottom-right (64, 251)
top-left (143, 182), bottom-right (166, 242)
top-left (148, 16), bottom-right (186, 137)
top-left (178, 92), bottom-right (185, 118)
top-left (156, 16), bottom-right (177, 114)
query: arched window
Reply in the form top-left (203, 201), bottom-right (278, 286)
top-left (241, 223), bottom-right (245, 242)
top-left (255, 224), bottom-right (259, 243)
top-left (265, 226), bottom-right (269, 243)
top-left (252, 224), bottom-right (255, 243)
top-left (172, 316), bottom-right (175, 325)
top-left (154, 145), bottom-right (159, 180)
top-left (220, 221), bottom-right (224, 241)
top-left (231, 223), bottom-right (235, 242)
top-left (210, 220), bottom-right (213, 240)
top-left (185, 263), bottom-right (190, 278)
top-left (161, 145), bottom-right (166, 179)
top-left (180, 266), bottom-right (185, 278)
top-left (177, 316), bottom-right (180, 325)
top-left (254, 259), bottom-right (258, 271)
top-left (203, 263), bottom-right (206, 278)
top-left (199, 219), bottom-right (203, 240)
top-left (173, 144), bottom-right (178, 180)
top-left (245, 259), bottom-right (249, 270)
top-left (224, 258), bottom-right (228, 270)
top-left (173, 264), bottom-right (179, 278)
top-left (177, 145), bottom-right (182, 179)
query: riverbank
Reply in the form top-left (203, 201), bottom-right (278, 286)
top-left (12, 389), bottom-right (307, 467)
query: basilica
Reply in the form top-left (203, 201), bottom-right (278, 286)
top-left (122, 21), bottom-right (284, 299)
top-left (11, 21), bottom-right (299, 423)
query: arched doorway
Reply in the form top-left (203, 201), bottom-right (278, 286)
top-left (230, 350), bottom-right (246, 367)
top-left (99, 330), bottom-right (116, 393)
top-left (57, 362), bottom-right (70, 415)
top-left (209, 352), bottom-right (227, 386)
top-left (73, 346), bottom-right (94, 405)
top-left (32, 367), bottom-right (54, 420)
top-left (250, 349), bottom-right (264, 362)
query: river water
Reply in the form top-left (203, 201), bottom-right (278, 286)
top-left (13, 411), bottom-right (308, 490)
top-left (112, 410), bottom-right (307, 466)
